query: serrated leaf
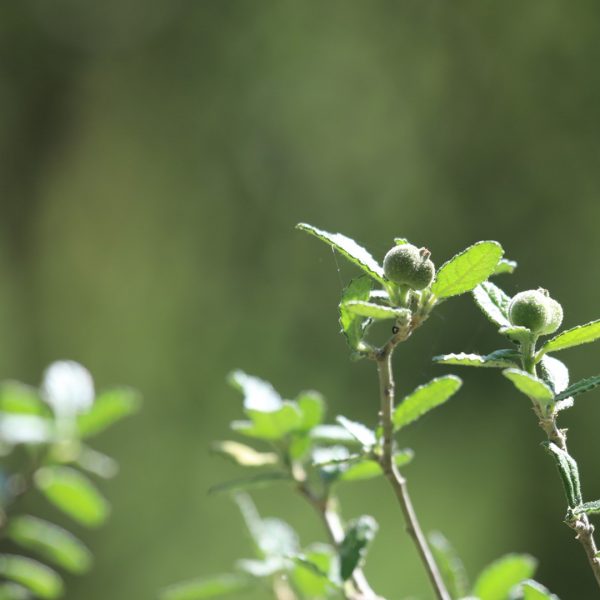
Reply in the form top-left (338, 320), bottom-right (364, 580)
top-left (543, 442), bottom-right (582, 508)
top-left (297, 223), bottom-right (386, 284)
top-left (573, 500), bottom-right (600, 516)
top-left (520, 579), bottom-right (560, 600)
top-left (344, 301), bottom-right (411, 322)
top-left (433, 350), bottom-right (519, 369)
top-left (539, 357), bottom-right (569, 396)
top-left (432, 241), bottom-right (503, 299)
top-left (160, 574), bottom-right (252, 600)
top-left (339, 276), bottom-right (374, 352)
top-left (211, 441), bottom-right (278, 467)
top-left (296, 391), bottom-right (325, 431)
top-left (336, 416), bottom-right (376, 448)
top-left (34, 466), bottom-right (110, 528)
top-left (502, 369), bottom-right (554, 405)
top-left (339, 516), bottom-right (378, 581)
top-left (208, 472), bottom-right (290, 495)
top-left (77, 388), bottom-right (140, 438)
top-left (393, 376), bottom-right (462, 431)
top-left (493, 259), bottom-right (517, 276)
top-left (339, 450), bottom-right (414, 482)
top-left (472, 282), bottom-right (512, 328)
top-left (555, 375), bottom-right (600, 402)
top-left (0, 555), bottom-right (63, 599)
top-left (428, 531), bottom-right (468, 599)
top-left (539, 319), bottom-right (600, 355)
top-left (7, 516), bottom-right (92, 574)
top-left (472, 554), bottom-right (537, 600)
top-left (499, 326), bottom-right (533, 344)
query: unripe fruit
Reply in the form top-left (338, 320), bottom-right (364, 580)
top-left (508, 289), bottom-right (563, 335)
top-left (383, 244), bottom-right (435, 290)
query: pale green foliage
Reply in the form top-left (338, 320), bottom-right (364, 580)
top-left (339, 516), bottom-right (378, 581)
top-left (344, 301), bottom-right (410, 321)
top-left (338, 276), bottom-right (373, 352)
top-left (520, 579), bottom-right (560, 600)
top-left (502, 370), bottom-right (554, 406)
top-left (472, 282), bottom-right (512, 328)
top-left (539, 319), bottom-right (600, 355)
top-left (472, 554), bottom-right (537, 600)
top-left (573, 501), bottom-right (600, 517)
top-left (543, 443), bottom-right (582, 508)
top-left (160, 574), bottom-right (252, 600)
top-left (393, 376), bottom-right (462, 430)
top-left (432, 241), bottom-right (503, 299)
top-left (428, 532), bottom-right (468, 599)
top-left (433, 350), bottom-right (519, 369)
top-left (0, 363), bottom-right (138, 598)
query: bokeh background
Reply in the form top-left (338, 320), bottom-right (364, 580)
top-left (1, 2), bottom-right (599, 598)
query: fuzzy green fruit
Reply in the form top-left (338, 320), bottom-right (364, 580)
top-left (383, 244), bottom-right (435, 290)
top-left (508, 289), bottom-right (563, 335)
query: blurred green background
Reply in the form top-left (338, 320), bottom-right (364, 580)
top-left (1, 1), bottom-right (599, 598)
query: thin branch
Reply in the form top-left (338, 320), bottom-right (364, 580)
top-left (375, 338), bottom-right (450, 600)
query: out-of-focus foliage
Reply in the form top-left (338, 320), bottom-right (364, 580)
top-left (1, 1), bottom-right (600, 598)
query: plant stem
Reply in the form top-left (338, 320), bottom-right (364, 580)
top-left (376, 343), bottom-right (450, 600)
top-left (523, 348), bottom-right (600, 589)
top-left (297, 481), bottom-right (382, 600)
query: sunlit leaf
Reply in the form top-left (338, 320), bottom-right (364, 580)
top-left (77, 388), bottom-right (140, 438)
top-left (539, 356), bottom-right (569, 396)
top-left (493, 259), bottom-right (517, 276)
top-left (339, 451), bottom-right (414, 482)
top-left (0, 555), bottom-right (63, 599)
top-left (8, 516), bottom-right (92, 574)
top-left (432, 242), bottom-right (503, 299)
top-left (499, 326), bottom-right (532, 344)
top-left (336, 416), bottom-right (376, 448)
top-left (297, 223), bottom-right (386, 284)
top-left (76, 446), bottom-right (119, 479)
top-left (472, 282), bottom-right (512, 328)
top-left (555, 375), bottom-right (600, 402)
top-left (339, 276), bottom-right (374, 352)
top-left (34, 466), bottom-right (110, 528)
top-left (343, 301), bottom-right (410, 322)
top-left (539, 319), bottom-right (600, 355)
top-left (211, 441), bottom-right (278, 467)
top-left (393, 376), bottom-right (462, 430)
top-left (573, 500), bottom-right (600, 517)
top-left (0, 383), bottom-right (48, 416)
top-left (433, 350), bottom-right (519, 369)
top-left (472, 554), bottom-right (537, 600)
top-left (0, 582), bottom-right (30, 600)
top-left (0, 414), bottom-right (52, 446)
top-left (310, 425), bottom-right (360, 445)
top-left (292, 544), bottom-right (339, 597)
top-left (520, 579), bottom-right (560, 600)
top-left (502, 370), bottom-right (554, 405)
top-left (296, 391), bottom-right (325, 431)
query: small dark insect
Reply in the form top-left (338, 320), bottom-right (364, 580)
top-left (392, 326), bottom-right (399, 334)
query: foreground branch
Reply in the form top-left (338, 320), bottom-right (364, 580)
top-left (376, 345), bottom-right (450, 600)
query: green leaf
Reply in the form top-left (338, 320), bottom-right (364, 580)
top-left (76, 446), bottom-right (119, 479)
top-left (472, 282), bottom-right (512, 328)
top-left (538, 356), bottom-right (569, 396)
top-left (502, 369), bottom-right (554, 405)
top-left (555, 375), bottom-right (600, 402)
top-left (339, 450), bottom-right (414, 482)
top-left (499, 326), bottom-right (533, 344)
top-left (543, 442), bottom-right (582, 508)
top-left (493, 259), bottom-right (517, 276)
top-left (208, 472), bottom-right (291, 495)
top-left (339, 516), bottom-right (378, 581)
top-left (520, 580), bottom-right (560, 600)
top-left (77, 388), bottom-right (140, 438)
top-left (160, 574), bottom-right (252, 600)
top-left (539, 319), bottom-right (600, 355)
top-left (0, 383), bottom-right (48, 416)
top-left (339, 276), bottom-right (374, 352)
top-left (433, 350), bottom-right (519, 369)
top-left (336, 416), bottom-right (376, 447)
top-left (394, 238), bottom-right (409, 245)
top-left (573, 500), bottom-right (600, 516)
top-left (211, 441), bottom-right (278, 467)
top-left (310, 425), bottom-right (360, 445)
top-left (428, 531), bottom-right (468, 599)
top-left (432, 241), bottom-right (503, 299)
top-left (229, 371), bottom-right (302, 440)
top-left (292, 544), bottom-right (339, 597)
top-left (393, 376), bottom-right (462, 431)
top-left (297, 223), bottom-right (386, 285)
top-left (472, 554), bottom-right (537, 600)
top-left (296, 391), bottom-right (325, 431)
top-left (343, 301), bottom-right (411, 322)
top-left (7, 516), bottom-right (92, 575)
top-left (0, 414), bottom-right (51, 445)
top-left (0, 555), bottom-right (63, 599)
top-left (34, 466), bottom-right (110, 528)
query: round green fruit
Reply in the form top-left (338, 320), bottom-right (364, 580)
top-left (383, 244), bottom-right (435, 290)
top-left (508, 289), bottom-right (563, 335)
